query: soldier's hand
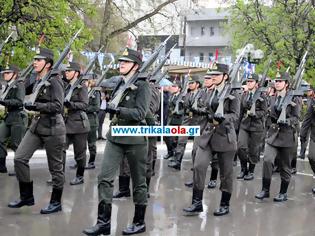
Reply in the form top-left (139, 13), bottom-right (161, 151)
top-left (24, 102), bottom-right (38, 111)
top-left (64, 101), bottom-right (72, 108)
top-left (213, 115), bottom-right (225, 124)
top-left (277, 119), bottom-right (289, 127)
top-left (0, 99), bottom-right (6, 106)
top-left (106, 107), bottom-right (120, 115)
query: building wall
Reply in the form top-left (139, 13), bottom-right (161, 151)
top-left (185, 46), bottom-right (231, 64)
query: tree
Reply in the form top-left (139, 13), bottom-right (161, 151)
top-left (0, 0), bottom-right (95, 67)
top-left (225, 0), bottom-right (315, 83)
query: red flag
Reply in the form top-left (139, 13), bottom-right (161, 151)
top-left (215, 48), bottom-right (219, 61)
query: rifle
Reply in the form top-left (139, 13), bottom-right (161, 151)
top-left (0, 31), bottom-right (14, 55)
top-left (214, 44), bottom-right (252, 118)
top-left (277, 48), bottom-right (309, 124)
top-left (149, 43), bottom-right (176, 81)
top-left (65, 46), bottom-right (104, 102)
top-left (108, 35), bottom-right (172, 109)
top-left (88, 53), bottom-right (115, 98)
top-left (248, 56), bottom-right (272, 115)
top-left (154, 70), bottom-right (168, 85)
top-left (173, 73), bottom-right (190, 115)
top-left (25, 27), bottom-right (83, 105)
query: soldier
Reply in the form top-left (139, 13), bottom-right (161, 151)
top-left (183, 63), bottom-right (240, 216)
top-left (168, 75), bottom-right (202, 170)
top-left (184, 70), bottom-right (217, 188)
top-left (300, 86), bottom-right (315, 193)
top-left (255, 72), bottom-right (301, 202)
top-left (113, 76), bottom-right (161, 199)
top-left (8, 48), bottom-right (66, 214)
top-left (63, 62), bottom-right (90, 185)
top-left (85, 78), bottom-right (101, 169)
top-left (237, 74), bottom-right (267, 180)
top-left (163, 81), bottom-right (183, 160)
top-left (0, 65), bottom-right (27, 173)
top-left (298, 86), bottom-right (314, 159)
top-left (83, 48), bottom-right (151, 236)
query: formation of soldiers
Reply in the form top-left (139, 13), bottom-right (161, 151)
top-left (0, 33), bottom-right (314, 236)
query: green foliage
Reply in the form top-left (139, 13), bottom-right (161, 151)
top-left (225, 0), bottom-right (315, 83)
top-left (0, 0), bottom-right (95, 68)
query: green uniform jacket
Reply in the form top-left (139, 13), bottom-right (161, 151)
top-left (106, 77), bottom-right (151, 145)
top-left (64, 84), bottom-right (90, 134)
top-left (2, 79), bottom-right (27, 125)
top-left (87, 91), bottom-right (100, 128)
top-left (26, 72), bottom-right (66, 136)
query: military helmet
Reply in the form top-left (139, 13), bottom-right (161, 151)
top-left (34, 47), bottom-right (54, 60)
top-left (118, 48), bottom-right (142, 65)
top-left (65, 61), bottom-right (81, 72)
top-left (206, 62), bottom-right (229, 76)
top-left (0, 64), bottom-right (19, 74)
top-left (275, 71), bottom-right (290, 81)
top-left (247, 73), bottom-right (259, 82)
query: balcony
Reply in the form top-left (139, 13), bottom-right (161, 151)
top-left (179, 35), bottom-right (231, 47)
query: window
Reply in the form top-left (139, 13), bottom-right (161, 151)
top-left (200, 53), bottom-right (204, 62)
top-left (210, 27), bottom-right (214, 36)
top-left (201, 26), bottom-right (205, 36)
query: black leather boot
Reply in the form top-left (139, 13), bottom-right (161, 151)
top-left (274, 180), bottom-right (289, 202)
top-left (184, 180), bottom-right (193, 188)
top-left (183, 188), bottom-right (203, 215)
top-left (113, 176), bottom-right (131, 198)
top-left (85, 162), bottom-right (96, 170)
top-left (122, 205), bottom-right (146, 235)
top-left (213, 191), bottom-right (231, 216)
top-left (146, 178), bottom-right (151, 198)
top-left (40, 188), bottom-right (62, 214)
top-left (163, 152), bottom-right (173, 160)
top-left (208, 168), bottom-right (218, 188)
top-left (255, 178), bottom-right (271, 200)
top-left (244, 163), bottom-right (255, 181)
top-left (8, 181), bottom-right (35, 208)
top-left (0, 158), bottom-right (7, 173)
top-left (70, 166), bottom-right (85, 185)
top-left (83, 202), bottom-right (111, 236)
top-left (237, 159), bottom-right (248, 179)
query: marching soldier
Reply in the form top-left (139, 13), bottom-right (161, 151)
top-left (168, 75), bottom-right (202, 170)
top-left (63, 61), bottom-right (90, 185)
top-left (255, 72), bottom-right (301, 202)
top-left (164, 81), bottom-right (183, 160)
top-left (300, 86), bottom-right (315, 193)
top-left (85, 78), bottom-right (101, 169)
top-left (0, 65), bottom-right (27, 173)
top-left (183, 63), bottom-right (240, 216)
top-left (83, 48), bottom-right (151, 236)
top-left (8, 48), bottom-right (66, 214)
top-left (237, 74), bottom-right (267, 180)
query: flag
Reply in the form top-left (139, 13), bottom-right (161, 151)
top-left (215, 48), bottom-right (219, 61)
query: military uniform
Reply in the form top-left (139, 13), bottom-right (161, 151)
top-left (85, 89), bottom-right (100, 169)
top-left (183, 63), bottom-right (240, 216)
top-left (164, 82), bottom-right (183, 159)
top-left (63, 62), bottom-right (90, 185)
top-left (256, 72), bottom-right (301, 202)
top-left (300, 97), bottom-right (315, 192)
top-left (83, 48), bottom-right (151, 236)
top-left (0, 65), bottom-right (27, 173)
top-left (168, 75), bottom-right (203, 170)
top-left (237, 74), bottom-right (267, 180)
top-left (8, 48), bottom-right (66, 214)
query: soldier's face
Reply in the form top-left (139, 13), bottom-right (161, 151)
top-left (2, 72), bottom-right (15, 81)
top-left (275, 80), bottom-right (287, 91)
top-left (170, 85), bottom-right (180, 93)
top-left (203, 78), bottom-right (213, 88)
top-left (188, 81), bottom-right (197, 90)
top-left (65, 70), bottom-right (78, 80)
top-left (211, 74), bottom-right (224, 85)
top-left (33, 58), bottom-right (48, 73)
top-left (246, 79), bottom-right (257, 90)
top-left (119, 61), bottom-right (138, 75)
